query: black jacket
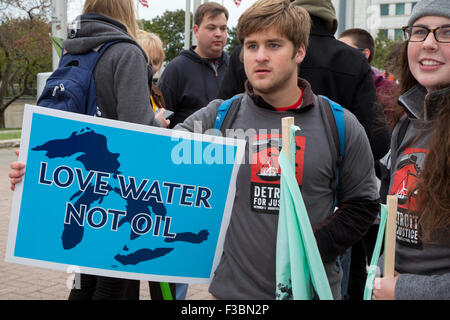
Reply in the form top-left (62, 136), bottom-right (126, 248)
top-left (158, 46), bottom-right (229, 127)
top-left (218, 17), bottom-right (390, 160)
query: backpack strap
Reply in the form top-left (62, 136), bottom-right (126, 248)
top-left (319, 95), bottom-right (346, 207)
top-left (214, 94), bottom-right (242, 135)
top-left (59, 40), bottom-right (121, 71)
top-left (320, 95), bottom-right (345, 162)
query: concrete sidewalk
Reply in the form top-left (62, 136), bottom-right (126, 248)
top-left (0, 147), bottom-right (212, 300)
top-left (0, 139), bottom-right (20, 149)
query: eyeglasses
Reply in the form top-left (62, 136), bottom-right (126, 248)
top-left (402, 25), bottom-right (450, 43)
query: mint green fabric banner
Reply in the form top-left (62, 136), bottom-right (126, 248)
top-left (51, 35), bottom-right (63, 58)
top-left (276, 125), bottom-right (333, 300)
top-left (363, 204), bottom-right (388, 300)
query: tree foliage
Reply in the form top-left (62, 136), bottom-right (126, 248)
top-left (140, 9), bottom-right (191, 63)
top-left (226, 25), bottom-right (239, 55)
top-left (0, 0), bottom-right (52, 128)
top-left (373, 29), bottom-right (401, 71)
top-left (0, 0), bottom-right (51, 21)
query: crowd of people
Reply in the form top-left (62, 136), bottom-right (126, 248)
top-left (7, 0), bottom-right (450, 300)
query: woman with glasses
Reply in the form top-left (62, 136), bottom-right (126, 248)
top-left (372, 0), bottom-right (450, 300)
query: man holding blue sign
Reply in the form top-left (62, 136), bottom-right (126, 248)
top-left (174, 0), bottom-right (379, 299)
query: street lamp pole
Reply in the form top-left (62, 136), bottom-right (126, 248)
top-left (51, 0), bottom-right (67, 71)
top-left (185, 0), bottom-right (191, 50)
top-left (192, 0), bottom-right (202, 46)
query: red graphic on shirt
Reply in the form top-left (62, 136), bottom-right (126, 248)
top-left (250, 134), bottom-right (305, 214)
top-left (250, 134), bottom-right (305, 185)
top-left (390, 148), bottom-right (428, 249)
top-left (390, 148), bottom-right (428, 210)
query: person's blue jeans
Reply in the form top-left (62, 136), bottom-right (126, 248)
top-left (176, 283), bottom-right (188, 300)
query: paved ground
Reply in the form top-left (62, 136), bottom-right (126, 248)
top-left (0, 147), bottom-right (212, 300)
top-left (4, 98), bottom-right (29, 128)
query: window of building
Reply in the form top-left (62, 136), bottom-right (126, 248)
top-left (380, 4), bottom-right (389, 16)
top-left (395, 28), bottom-right (404, 40)
top-left (396, 3), bottom-right (405, 15)
top-left (380, 29), bottom-right (389, 39)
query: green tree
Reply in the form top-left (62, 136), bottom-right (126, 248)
top-left (140, 9), bottom-right (191, 63)
top-left (0, 17), bottom-right (51, 128)
top-left (0, 0), bottom-right (52, 128)
top-left (226, 25), bottom-right (239, 55)
top-left (373, 29), bottom-right (400, 71)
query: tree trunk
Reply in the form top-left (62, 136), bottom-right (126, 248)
top-left (0, 71), bottom-right (29, 128)
top-left (9, 82), bottom-right (16, 96)
top-left (0, 109), bottom-right (5, 129)
top-left (0, 64), bottom-right (12, 109)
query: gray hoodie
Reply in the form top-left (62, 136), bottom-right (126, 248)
top-left (63, 13), bottom-right (160, 127)
top-left (389, 85), bottom-right (450, 300)
top-left (175, 79), bottom-right (379, 299)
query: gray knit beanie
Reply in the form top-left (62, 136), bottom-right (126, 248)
top-left (408, 0), bottom-right (450, 26)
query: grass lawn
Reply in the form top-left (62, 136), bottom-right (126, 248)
top-left (0, 129), bottom-right (21, 140)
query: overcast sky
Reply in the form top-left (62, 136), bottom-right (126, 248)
top-left (68, 0), bottom-right (259, 28)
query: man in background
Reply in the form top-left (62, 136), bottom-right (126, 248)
top-left (158, 2), bottom-right (229, 128)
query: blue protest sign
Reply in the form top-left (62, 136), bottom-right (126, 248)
top-left (6, 105), bottom-right (245, 284)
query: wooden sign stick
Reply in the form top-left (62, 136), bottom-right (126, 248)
top-left (282, 117), bottom-right (295, 157)
top-left (384, 195), bottom-right (398, 278)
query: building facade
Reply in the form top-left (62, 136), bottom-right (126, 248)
top-left (332, 0), bottom-right (419, 39)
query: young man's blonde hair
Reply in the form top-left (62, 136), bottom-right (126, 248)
top-left (137, 31), bottom-right (165, 68)
top-left (83, 0), bottom-right (138, 39)
top-left (237, 0), bottom-right (310, 55)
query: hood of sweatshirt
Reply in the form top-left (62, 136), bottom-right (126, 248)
top-left (63, 12), bottom-right (147, 61)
